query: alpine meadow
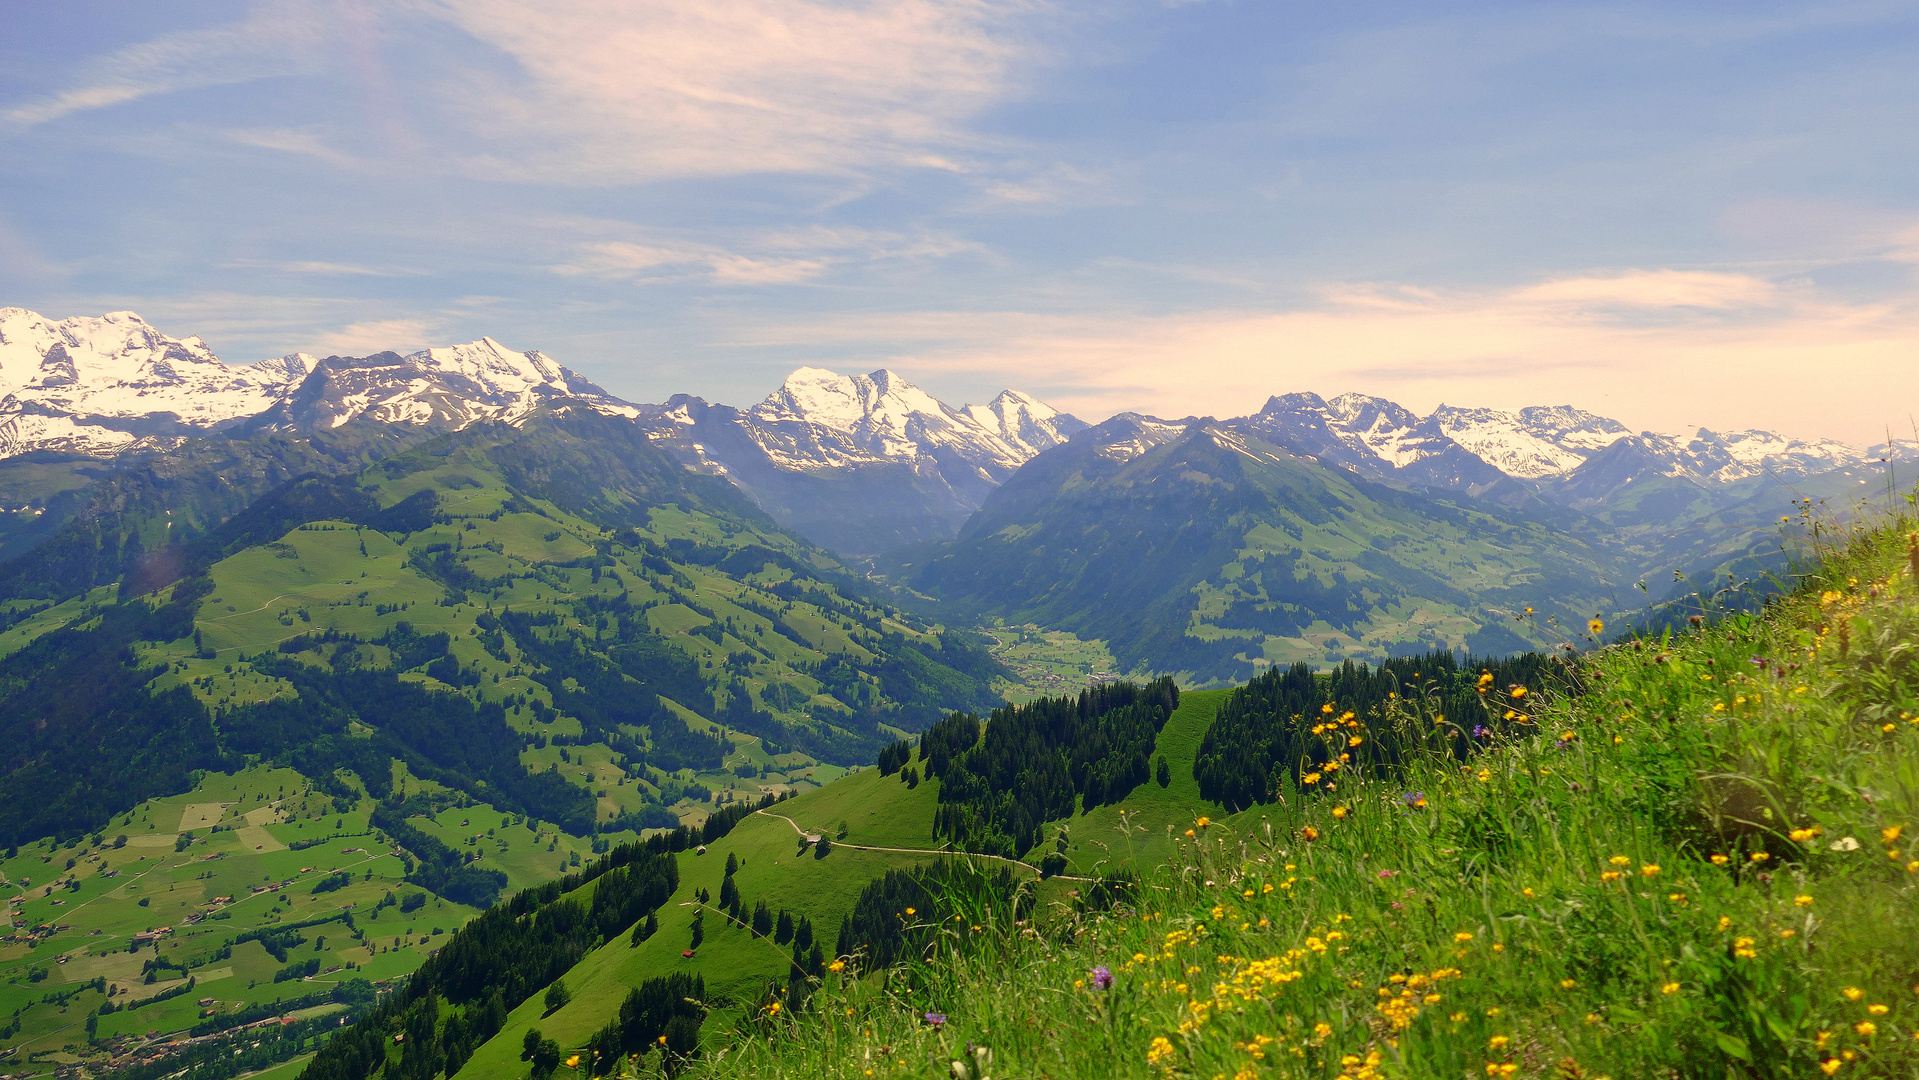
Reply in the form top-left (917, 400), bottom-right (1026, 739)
top-left (5, 5), bottom-right (1919, 1080)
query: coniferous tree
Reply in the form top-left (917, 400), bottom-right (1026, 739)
top-left (775, 909), bottom-right (794, 945)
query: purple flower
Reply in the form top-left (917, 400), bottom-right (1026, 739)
top-left (1472, 725), bottom-right (1491, 740)
top-left (1376, 869), bottom-right (1398, 880)
top-left (1400, 790), bottom-right (1425, 807)
top-left (1749, 656), bottom-right (1767, 666)
top-left (1089, 966), bottom-right (1114, 991)
top-left (924, 1012), bottom-right (946, 1030)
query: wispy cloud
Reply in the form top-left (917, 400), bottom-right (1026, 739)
top-left (222, 258), bottom-right (421, 277)
top-left (748, 268), bottom-right (1919, 446)
top-left (2, 2), bottom-right (327, 130)
top-left (420, 0), bottom-right (1040, 182)
top-left (305, 318), bottom-right (439, 357)
top-left (550, 224), bottom-right (983, 284)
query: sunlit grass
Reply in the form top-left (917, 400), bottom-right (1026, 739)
top-left (679, 508), bottom-right (1919, 1080)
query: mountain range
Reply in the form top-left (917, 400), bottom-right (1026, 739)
top-left (0, 306), bottom-right (1908, 680)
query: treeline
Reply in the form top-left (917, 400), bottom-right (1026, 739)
top-left (300, 792), bottom-right (784, 1080)
top-left (499, 609), bottom-right (729, 773)
top-left (371, 805), bottom-right (509, 908)
top-left (926, 678), bottom-right (1180, 857)
top-left (581, 974), bottom-right (706, 1074)
top-left (834, 860), bottom-right (1025, 971)
top-left (1193, 651), bottom-right (1573, 811)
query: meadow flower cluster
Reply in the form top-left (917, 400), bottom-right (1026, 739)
top-left (694, 511), bottom-right (1919, 1080)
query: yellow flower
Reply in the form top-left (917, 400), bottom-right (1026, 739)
top-left (1560, 979), bottom-right (1577, 989)
top-left (1795, 895), bottom-right (1814, 907)
top-left (1510, 686), bottom-right (1527, 699)
top-left (828, 960), bottom-right (846, 973)
top-left (565, 1056), bottom-right (581, 1068)
top-left (1488, 1035), bottom-right (1511, 1051)
top-left (1869, 1004), bottom-right (1889, 1016)
top-left (1711, 854), bottom-right (1730, 865)
top-left (1750, 851), bottom-right (1770, 863)
top-left (904, 907), bottom-right (916, 916)
top-left (1791, 828), bottom-right (1818, 842)
top-left (1608, 855), bottom-right (1632, 866)
top-left (1641, 864), bottom-right (1661, 877)
top-left (1844, 987), bottom-right (1866, 1001)
top-left (1302, 826), bottom-right (1320, 841)
top-left (1718, 916), bottom-right (1732, 931)
top-left (765, 1001), bottom-right (782, 1015)
top-left (1184, 829), bottom-right (1196, 837)
top-left (1821, 1059), bottom-right (1842, 1075)
top-left (1454, 931), bottom-right (1475, 943)
top-left (1661, 982), bottom-right (1681, 995)
top-left (1147, 1036), bottom-right (1175, 1065)
top-left (1855, 1021), bottom-right (1877, 1037)
top-left (1332, 806), bottom-right (1348, 819)
top-left (1884, 826), bottom-right (1904, 845)
top-left (1589, 617), bottom-right (1605, 635)
top-left (1196, 817), bottom-right (1211, 829)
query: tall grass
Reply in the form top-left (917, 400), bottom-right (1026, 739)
top-left (649, 510), bottom-right (1919, 1079)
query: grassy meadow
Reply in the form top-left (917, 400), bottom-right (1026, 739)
top-left (685, 511), bottom-right (1919, 1080)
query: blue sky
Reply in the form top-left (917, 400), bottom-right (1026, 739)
top-left (4, 1), bottom-right (1919, 444)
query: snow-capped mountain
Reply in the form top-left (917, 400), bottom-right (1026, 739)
top-left (0, 308), bottom-right (305, 456)
top-left (0, 309), bottom-right (634, 457)
top-left (637, 367), bottom-right (1085, 552)
top-left (247, 337), bottom-right (635, 434)
top-left (1224, 390), bottom-right (1878, 494)
top-left (739, 367), bottom-right (1082, 479)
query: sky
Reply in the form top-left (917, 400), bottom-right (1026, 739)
top-left (3, 1), bottom-right (1919, 446)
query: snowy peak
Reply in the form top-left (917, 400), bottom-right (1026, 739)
top-left (0, 310), bottom-right (638, 457)
top-left (1430, 405), bottom-right (1629, 479)
top-left (743, 367), bottom-right (1082, 475)
top-left (259, 338), bottom-right (635, 433)
top-left (0, 307), bottom-right (303, 457)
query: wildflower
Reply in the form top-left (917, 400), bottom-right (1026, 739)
top-left (565, 1056), bottom-right (581, 1068)
top-left (1854, 1021), bottom-right (1876, 1037)
top-left (1184, 829), bottom-right (1196, 837)
top-left (1473, 725), bottom-right (1491, 739)
top-left (1348, 735), bottom-right (1363, 747)
top-left (1196, 817), bottom-right (1212, 829)
top-left (1795, 895), bottom-right (1814, 907)
top-left (1589, 617), bottom-right (1605, 635)
top-left (1869, 1004), bottom-right (1889, 1016)
top-left (1667, 893), bottom-right (1686, 903)
top-left (1302, 826), bottom-right (1320, 841)
top-left (1302, 773), bottom-right (1321, 786)
top-left (1844, 987), bottom-right (1865, 1001)
top-left (1332, 806), bottom-right (1348, 819)
top-left (1750, 851), bottom-right (1770, 863)
top-left (1090, 966), bottom-right (1114, 990)
top-left (1790, 828), bottom-right (1819, 842)
top-left (1454, 931), bottom-right (1475, 944)
top-left (1478, 672), bottom-right (1495, 689)
top-left (1641, 864), bottom-right (1661, 877)
top-left (1821, 1060), bottom-right (1842, 1075)
top-left (1451, 1012), bottom-right (1468, 1023)
top-left (1585, 1013), bottom-right (1602, 1025)
top-left (1711, 854), bottom-right (1730, 865)
top-left (925, 1012), bottom-right (946, 1030)
top-left (1510, 686), bottom-right (1527, 699)
top-left (829, 960), bottom-right (846, 973)
top-left (765, 1001), bottom-right (782, 1015)
top-left (1661, 982), bottom-right (1681, 995)
top-left (1608, 855), bottom-right (1632, 866)
top-left (1147, 1036), bottom-right (1175, 1065)
top-left (1884, 826), bottom-right (1904, 845)
top-left (1488, 1035), bottom-right (1511, 1050)
top-left (1718, 916), bottom-right (1732, 931)
top-left (905, 907), bottom-right (917, 916)
top-left (1402, 791), bottom-right (1426, 808)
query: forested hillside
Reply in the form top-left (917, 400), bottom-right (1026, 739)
top-left (893, 415), bottom-right (1623, 682)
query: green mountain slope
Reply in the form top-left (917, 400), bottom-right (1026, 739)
top-left (0, 408), bottom-right (1004, 852)
top-left (891, 416), bottom-right (1626, 683)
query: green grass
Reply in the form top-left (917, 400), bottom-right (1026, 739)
top-left (681, 509), bottom-right (1919, 1080)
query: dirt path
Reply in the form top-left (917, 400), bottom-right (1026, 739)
top-left (754, 810), bottom-right (1096, 883)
